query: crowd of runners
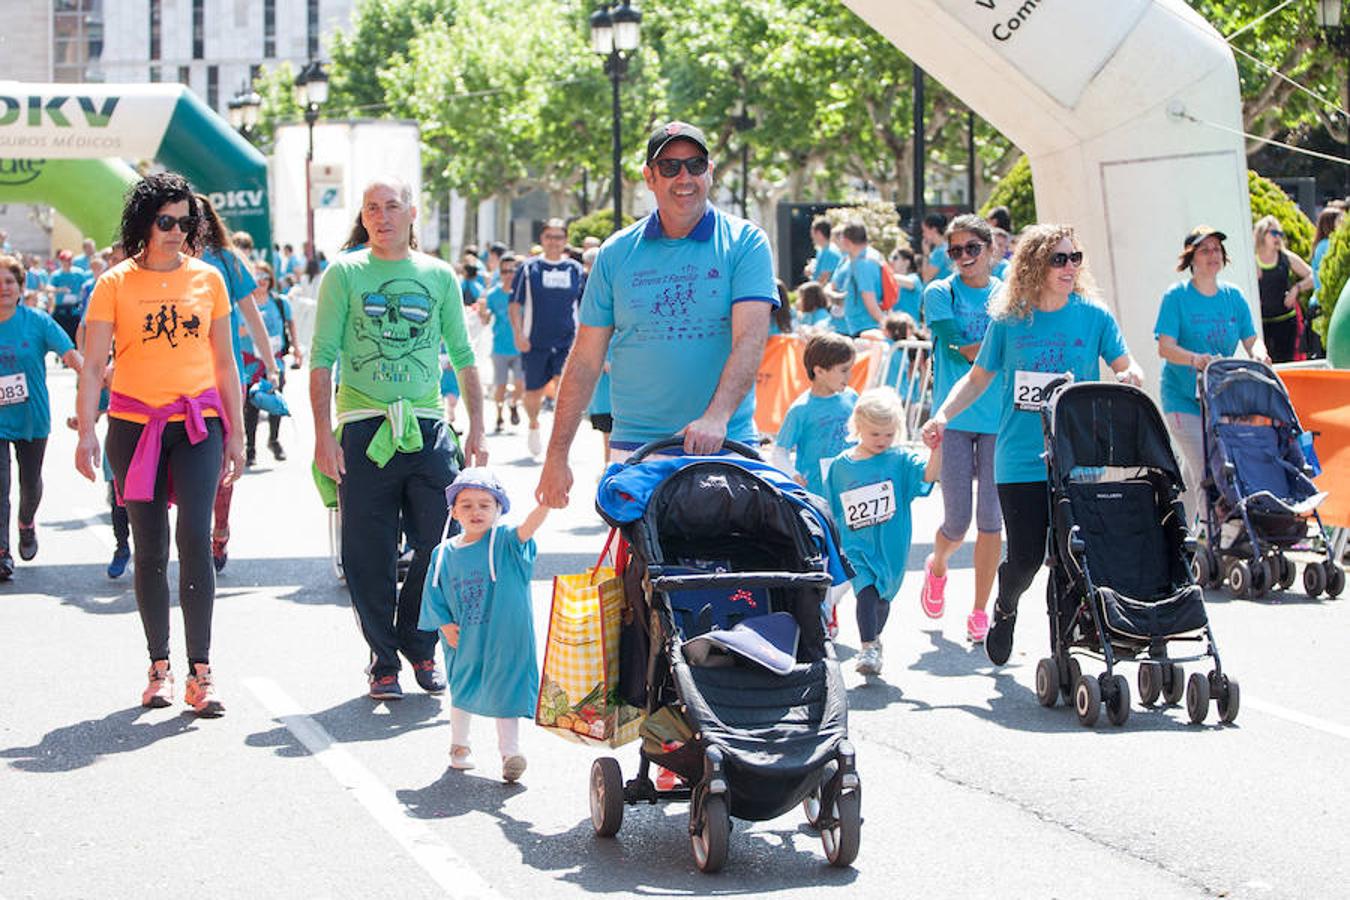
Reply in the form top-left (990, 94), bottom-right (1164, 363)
top-left (0, 118), bottom-right (1341, 781)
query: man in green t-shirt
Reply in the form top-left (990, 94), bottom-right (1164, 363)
top-left (310, 177), bottom-right (487, 701)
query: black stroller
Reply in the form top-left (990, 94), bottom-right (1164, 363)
top-left (1194, 358), bottom-right (1344, 600)
top-left (590, 438), bottom-right (859, 872)
top-left (1036, 381), bottom-right (1238, 727)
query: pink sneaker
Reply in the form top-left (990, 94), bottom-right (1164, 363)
top-left (920, 555), bottom-right (946, 619)
top-left (967, 609), bottom-right (990, 643)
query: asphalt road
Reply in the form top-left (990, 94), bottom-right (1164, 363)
top-left (2, 368), bottom-right (1347, 899)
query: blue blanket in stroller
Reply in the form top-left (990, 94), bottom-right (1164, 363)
top-left (1211, 423), bottom-right (1325, 516)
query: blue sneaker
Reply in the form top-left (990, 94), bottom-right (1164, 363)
top-left (368, 673), bottom-right (403, 700)
top-left (412, 659), bottom-right (447, 694)
top-left (108, 546), bottom-right (131, 579)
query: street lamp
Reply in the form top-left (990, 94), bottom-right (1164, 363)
top-left (730, 97), bottom-right (756, 219)
top-left (590, 1), bottom-right (641, 235)
top-left (227, 85), bottom-right (261, 141)
top-left (293, 59), bottom-right (329, 269)
top-left (1317, 2), bottom-right (1348, 197)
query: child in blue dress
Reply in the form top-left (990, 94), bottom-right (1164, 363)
top-left (420, 468), bottom-right (550, 782)
top-left (825, 389), bottom-right (940, 676)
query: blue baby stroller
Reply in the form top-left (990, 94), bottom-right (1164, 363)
top-left (1194, 359), bottom-right (1344, 600)
top-left (1037, 381), bottom-right (1238, 726)
top-left (589, 438), bottom-right (859, 872)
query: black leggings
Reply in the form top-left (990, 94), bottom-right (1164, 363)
top-left (994, 482), bottom-right (1051, 617)
top-left (0, 438), bottom-right (47, 552)
top-left (105, 417), bottom-right (224, 665)
top-left (856, 585), bottom-right (891, 643)
top-left (106, 481), bottom-right (130, 550)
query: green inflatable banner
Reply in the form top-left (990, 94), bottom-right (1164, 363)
top-left (0, 81), bottom-right (271, 250)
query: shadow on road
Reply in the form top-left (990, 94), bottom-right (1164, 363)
top-left (1, 706), bottom-right (196, 773)
top-left (398, 769), bottom-right (858, 893)
top-left (245, 694), bottom-right (443, 757)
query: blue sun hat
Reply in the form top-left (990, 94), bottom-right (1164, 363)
top-left (444, 466), bottom-right (510, 514)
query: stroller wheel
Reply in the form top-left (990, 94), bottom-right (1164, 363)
top-left (1061, 657), bottom-right (1083, 704)
top-left (1073, 674), bottom-right (1102, 727)
top-left (1106, 674), bottom-right (1131, 726)
top-left (589, 757), bottom-right (625, 838)
top-left (1303, 562), bottom-right (1328, 599)
top-left (1276, 554), bottom-right (1297, 591)
top-left (802, 762), bottom-right (838, 829)
top-left (1137, 662), bottom-right (1163, 707)
top-left (1217, 676), bottom-right (1241, 724)
top-left (691, 794), bottom-right (730, 874)
top-left (1226, 560), bottom-right (1252, 598)
top-left (1190, 550), bottom-right (1212, 590)
top-left (1250, 560), bottom-right (1272, 598)
top-left (1323, 562), bottom-right (1345, 598)
top-left (821, 785), bottom-right (862, 868)
top-left (1035, 658), bottom-right (1059, 708)
top-left (1162, 663), bottom-right (1186, 706)
top-left (1186, 672), bottom-right (1211, 724)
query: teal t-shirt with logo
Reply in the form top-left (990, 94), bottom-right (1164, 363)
top-left (974, 293), bottom-right (1129, 484)
top-left (825, 446), bottom-right (933, 601)
top-left (0, 306), bottom-right (74, 441)
top-left (925, 274), bottom-right (1002, 434)
top-left (1153, 279), bottom-right (1255, 416)
top-left (777, 388), bottom-right (858, 497)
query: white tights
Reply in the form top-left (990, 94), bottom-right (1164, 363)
top-left (450, 707), bottom-right (521, 756)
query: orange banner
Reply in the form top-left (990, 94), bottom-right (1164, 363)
top-left (753, 335), bottom-right (880, 436)
top-left (1280, 368), bottom-right (1350, 528)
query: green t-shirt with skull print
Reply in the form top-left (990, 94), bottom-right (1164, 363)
top-left (311, 249), bottom-right (474, 412)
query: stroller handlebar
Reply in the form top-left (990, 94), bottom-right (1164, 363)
top-left (628, 436), bottom-right (764, 463)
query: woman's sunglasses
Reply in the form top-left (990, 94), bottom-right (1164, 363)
top-left (947, 240), bottom-right (985, 260)
top-left (155, 214), bottom-right (198, 233)
top-left (653, 156), bottom-right (710, 178)
top-left (1049, 251), bottom-right (1084, 268)
top-left (1269, 229), bottom-right (1285, 239)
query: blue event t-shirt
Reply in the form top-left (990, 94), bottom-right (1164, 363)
top-left (842, 252), bottom-right (883, 336)
top-left (814, 242), bottom-right (842, 280)
top-left (49, 269), bottom-right (87, 312)
top-left (1153, 279), bottom-right (1255, 416)
top-left (239, 295), bottom-right (289, 359)
top-left (825, 446), bottom-right (933, 601)
top-left (1312, 238), bottom-right (1330, 296)
top-left (512, 256), bottom-right (585, 349)
top-left (924, 274), bottom-right (1002, 434)
top-left (0, 306), bottom-right (74, 441)
top-left (974, 293), bottom-right (1129, 484)
top-left (777, 387), bottom-right (858, 497)
top-left (419, 524), bottom-right (540, 719)
top-left (580, 206), bottom-right (776, 446)
top-left (485, 285), bottom-right (518, 356)
top-left (25, 270), bottom-right (48, 293)
top-left (799, 307), bottom-right (831, 329)
top-left (992, 258), bottom-right (1010, 281)
top-left (202, 248), bottom-right (258, 380)
top-left (928, 245), bottom-right (953, 281)
top-left (896, 274), bottom-right (922, 322)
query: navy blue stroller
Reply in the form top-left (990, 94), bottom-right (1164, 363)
top-left (1037, 381), bottom-right (1238, 726)
top-left (1194, 359), bottom-right (1344, 600)
top-left (588, 439), bottom-right (858, 873)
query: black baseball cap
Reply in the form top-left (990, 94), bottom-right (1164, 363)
top-left (646, 121), bottom-right (709, 163)
top-left (1183, 225), bottom-right (1227, 248)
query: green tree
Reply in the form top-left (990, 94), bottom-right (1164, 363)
top-left (1249, 169), bottom-right (1315, 260)
top-left (1314, 220), bottom-right (1350, 342)
top-left (979, 156), bottom-right (1035, 231)
top-left (567, 209), bottom-right (635, 245)
top-left (248, 62), bottom-right (301, 153)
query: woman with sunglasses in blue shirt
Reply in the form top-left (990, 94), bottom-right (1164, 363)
top-left (921, 224), bottom-right (1144, 666)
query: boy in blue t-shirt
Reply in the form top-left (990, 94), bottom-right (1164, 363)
top-left (825, 389), bottom-right (940, 677)
top-left (773, 333), bottom-right (858, 498)
top-left (480, 253), bottom-right (524, 432)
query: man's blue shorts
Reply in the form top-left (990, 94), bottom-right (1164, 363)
top-left (522, 344), bottom-right (569, 391)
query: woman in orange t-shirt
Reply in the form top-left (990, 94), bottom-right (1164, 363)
top-left (74, 172), bottom-right (246, 718)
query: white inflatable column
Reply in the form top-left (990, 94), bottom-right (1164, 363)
top-left (843, 0), bottom-right (1255, 390)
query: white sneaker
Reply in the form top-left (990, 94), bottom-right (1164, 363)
top-left (501, 754), bottom-right (527, 783)
top-left (527, 427), bottom-right (542, 457)
top-left (449, 745), bottom-right (476, 770)
top-left (855, 643), bottom-right (882, 676)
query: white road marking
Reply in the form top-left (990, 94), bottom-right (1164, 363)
top-left (243, 677), bottom-right (502, 900)
top-left (1247, 696), bottom-right (1350, 741)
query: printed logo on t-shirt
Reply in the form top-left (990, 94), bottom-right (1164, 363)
top-left (541, 268), bottom-right (573, 291)
top-left (453, 569), bottom-right (490, 626)
top-left (141, 304), bottom-right (202, 347)
top-left (626, 264), bottom-right (726, 342)
top-left (353, 277), bottom-right (438, 383)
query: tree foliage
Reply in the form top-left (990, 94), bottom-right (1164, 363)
top-left (979, 156), bottom-right (1035, 232)
top-left (1314, 221), bottom-right (1350, 343)
top-left (1248, 169), bottom-right (1314, 260)
top-left (568, 209), bottom-right (636, 244)
top-left (820, 201), bottom-right (908, 258)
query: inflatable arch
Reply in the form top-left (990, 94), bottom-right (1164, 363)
top-left (0, 82), bottom-right (270, 249)
top-left (842, 0), bottom-right (1291, 383)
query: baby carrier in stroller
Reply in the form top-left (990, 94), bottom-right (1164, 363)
top-left (1037, 381), bottom-right (1238, 727)
top-left (1196, 358), bottom-right (1344, 600)
top-left (588, 438), bottom-right (859, 872)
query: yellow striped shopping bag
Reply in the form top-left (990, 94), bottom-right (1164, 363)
top-left (536, 529), bottom-right (643, 747)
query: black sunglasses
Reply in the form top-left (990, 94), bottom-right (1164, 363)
top-left (653, 156), bottom-right (710, 178)
top-left (947, 240), bottom-right (985, 260)
top-left (1049, 251), bottom-right (1084, 268)
top-left (155, 214), bottom-right (198, 233)
top-left (1269, 229), bottom-right (1285, 239)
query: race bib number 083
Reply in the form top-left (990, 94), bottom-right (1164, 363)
top-left (1014, 370), bottom-right (1059, 412)
top-left (840, 480), bottom-right (895, 530)
top-left (0, 372), bottom-right (28, 406)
